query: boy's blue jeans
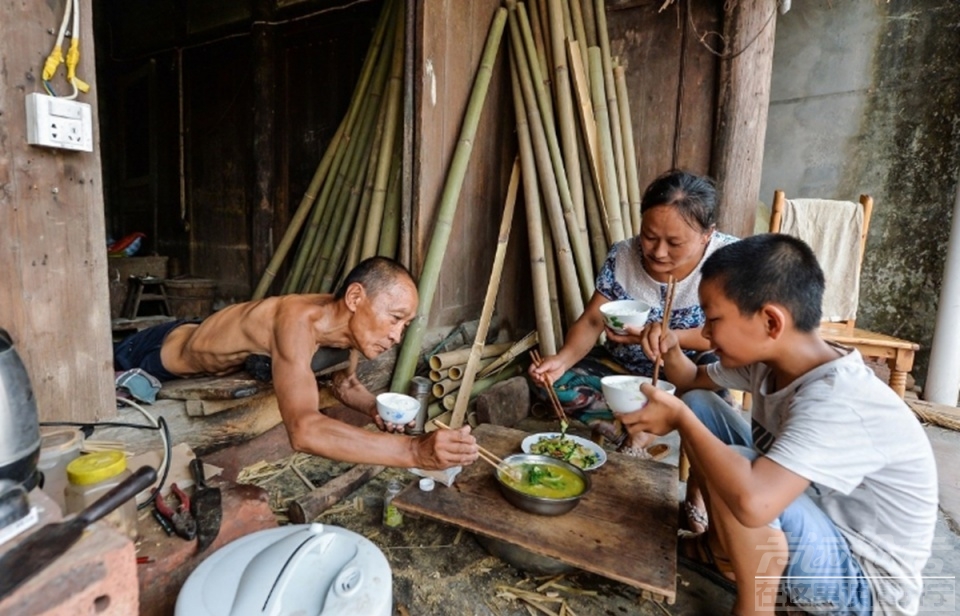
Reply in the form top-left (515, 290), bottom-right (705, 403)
top-left (682, 390), bottom-right (873, 615)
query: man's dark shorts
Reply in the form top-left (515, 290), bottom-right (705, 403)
top-left (114, 320), bottom-right (198, 382)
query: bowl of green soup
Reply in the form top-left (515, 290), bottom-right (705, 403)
top-left (495, 454), bottom-right (591, 516)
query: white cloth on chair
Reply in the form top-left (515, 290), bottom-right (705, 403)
top-left (780, 198), bottom-right (863, 322)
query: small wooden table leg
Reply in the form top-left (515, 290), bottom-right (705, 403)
top-left (888, 364), bottom-right (907, 399)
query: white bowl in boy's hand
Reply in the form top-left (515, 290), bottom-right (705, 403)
top-left (601, 375), bottom-right (677, 415)
top-left (599, 300), bottom-right (652, 335)
top-left (376, 392), bottom-right (421, 425)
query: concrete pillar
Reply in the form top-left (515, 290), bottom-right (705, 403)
top-left (925, 174), bottom-right (960, 405)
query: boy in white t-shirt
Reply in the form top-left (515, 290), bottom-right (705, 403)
top-left (623, 234), bottom-right (937, 615)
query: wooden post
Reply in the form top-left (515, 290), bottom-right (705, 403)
top-left (251, 0), bottom-right (278, 291)
top-left (711, 0), bottom-right (777, 238)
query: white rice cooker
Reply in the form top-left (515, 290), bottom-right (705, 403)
top-left (176, 524), bottom-right (392, 616)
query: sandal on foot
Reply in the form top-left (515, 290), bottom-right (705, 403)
top-left (678, 532), bottom-right (737, 593)
top-left (645, 443), bottom-right (670, 461)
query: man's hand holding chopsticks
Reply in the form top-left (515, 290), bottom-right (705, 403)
top-left (412, 425), bottom-right (479, 470)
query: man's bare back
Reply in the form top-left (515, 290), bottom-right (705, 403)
top-left (160, 294), bottom-right (339, 377)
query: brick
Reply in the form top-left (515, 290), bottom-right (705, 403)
top-left (0, 517), bottom-right (138, 616)
top-left (475, 376), bottom-right (531, 427)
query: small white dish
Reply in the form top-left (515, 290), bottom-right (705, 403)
top-left (601, 375), bottom-right (677, 415)
top-left (599, 300), bottom-right (652, 335)
top-left (376, 392), bottom-right (420, 425)
top-left (520, 432), bottom-right (607, 471)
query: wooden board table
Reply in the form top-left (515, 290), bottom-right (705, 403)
top-left (394, 424), bottom-right (678, 603)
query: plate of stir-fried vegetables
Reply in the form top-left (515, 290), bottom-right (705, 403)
top-left (521, 433), bottom-right (606, 470)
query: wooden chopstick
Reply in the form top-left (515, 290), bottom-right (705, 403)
top-left (432, 419), bottom-right (512, 471)
top-left (529, 350), bottom-right (567, 425)
top-left (651, 275), bottom-right (677, 387)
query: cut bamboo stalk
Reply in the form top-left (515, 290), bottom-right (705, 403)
top-left (442, 365), bottom-right (523, 412)
top-left (588, 46), bottom-right (625, 244)
top-left (377, 144), bottom-right (403, 259)
top-left (448, 357), bottom-right (495, 380)
top-left (308, 92), bottom-right (383, 292)
top-left (509, 11), bottom-right (592, 308)
top-left (525, 0), bottom-right (551, 106)
top-left (286, 5), bottom-right (396, 293)
top-left (260, 0), bottom-right (394, 298)
top-left (580, 0), bottom-right (598, 47)
top-left (567, 40), bottom-right (607, 238)
top-left (433, 378), bottom-right (462, 399)
top-left (429, 367), bottom-right (450, 382)
top-left (477, 330), bottom-right (539, 379)
top-left (594, 0), bottom-right (629, 236)
top-left (547, 0), bottom-right (588, 260)
top-left (614, 65), bottom-right (641, 235)
top-left (510, 64), bottom-right (557, 356)
top-left (450, 158), bottom-right (520, 428)
top-left (343, 107), bottom-right (386, 274)
top-left (567, 0), bottom-right (590, 85)
top-left (541, 199), bottom-right (566, 338)
top-left (533, 0), bottom-right (554, 94)
top-left (578, 129), bottom-right (609, 268)
top-left (362, 13), bottom-right (405, 259)
top-left (390, 7), bottom-right (508, 395)
top-left (321, 88), bottom-right (390, 292)
top-left (429, 341), bottom-right (514, 371)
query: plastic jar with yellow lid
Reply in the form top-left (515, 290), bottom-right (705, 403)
top-left (65, 451), bottom-right (138, 540)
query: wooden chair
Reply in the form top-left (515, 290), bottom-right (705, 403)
top-left (769, 190), bottom-right (919, 398)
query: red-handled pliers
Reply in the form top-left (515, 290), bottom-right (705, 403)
top-left (154, 484), bottom-right (197, 540)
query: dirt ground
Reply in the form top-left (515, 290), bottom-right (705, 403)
top-left (215, 416), bottom-right (735, 616)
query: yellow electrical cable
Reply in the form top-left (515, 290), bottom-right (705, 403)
top-left (42, 45), bottom-right (64, 82)
top-left (65, 38), bottom-right (90, 93)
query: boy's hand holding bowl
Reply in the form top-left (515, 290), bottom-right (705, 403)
top-left (601, 375), bottom-right (679, 437)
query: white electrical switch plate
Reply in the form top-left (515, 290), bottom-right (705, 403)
top-left (25, 93), bottom-right (93, 152)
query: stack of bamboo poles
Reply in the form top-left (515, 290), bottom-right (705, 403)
top-left (421, 333), bottom-right (538, 425)
top-left (506, 0), bottom-right (642, 355)
top-left (252, 0), bottom-right (406, 298)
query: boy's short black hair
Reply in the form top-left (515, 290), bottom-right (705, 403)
top-left (700, 234), bottom-right (824, 331)
top-left (334, 257), bottom-right (416, 299)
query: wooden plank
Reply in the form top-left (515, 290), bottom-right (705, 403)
top-left (159, 374), bottom-right (271, 401)
top-left (394, 424), bottom-right (678, 600)
top-left (606, 1), bottom-right (684, 192)
top-left (675, 0), bottom-right (721, 174)
top-left (0, 0), bottom-right (115, 423)
top-left (711, 0), bottom-right (777, 237)
top-left (287, 463), bottom-right (387, 523)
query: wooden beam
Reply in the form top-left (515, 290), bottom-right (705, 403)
top-left (287, 463), bottom-right (386, 523)
top-left (710, 0), bottom-right (777, 238)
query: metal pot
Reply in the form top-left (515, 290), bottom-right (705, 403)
top-left (495, 454), bottom-right (591, 516)
top-left (0, 328), bottom-right (41, 491)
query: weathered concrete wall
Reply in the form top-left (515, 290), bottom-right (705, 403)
top-left (760, 0), bottom-right (960, 387)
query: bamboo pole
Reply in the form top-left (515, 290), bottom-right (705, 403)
top-left (429, 367), bottom-right (450, 382)
top-left (614, 65), bottom-right (641, 235)
top-left (448, 357), bottom-right (495, 380)
top-left (568, 0), bottom-right (590, 84)
top-left (580, 0), bottom-right (598, 47)
top-left (255, 0), bottom-right (394, 298)
top-left (525, 0), bottom-right (551, 109)
top-left (284, 4), bottom-right (396, 293)
top-left (510, 63), bottom-right (556, 356)
top-left (321, 89), bottom-right (390, 292)
top-left (343, 106), bottom-right (387, 275)
top-left (533, 0), bottom-right (554, 95)
top-left (510, 8), bottom-right (592, 306)
top-left (441, 365), bottom-right (523, 411)
top-left (308, 90), bottom-right (383, 292)
top-left (588, 46), bottom-right (625, 244)
top-left (362, 13), bottom-right (405, 258)
top-left (377, 145), bottom-right (403, 259)
top-left (476, 330), bottom-right (539, 379)
top-left (594, 0), bottom-right (630, 237)
top-left (567, 40), bottom-right (608, 239)
top-left (429, 341), bottom-right (514, 371)
top-left (388, 6), bottom-right (509, 395)
top-left (541, 199), bottom-right (566, 338)
top-left (547, 0), bottom-right (588, 260)
top-left (580, 131), bottom-right (609, 269)
top-left (450, 159), bottom-right (520, 428)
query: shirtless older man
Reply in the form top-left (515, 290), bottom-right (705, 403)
top-left (114, 257), bottom-right (478, 471)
